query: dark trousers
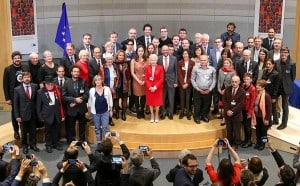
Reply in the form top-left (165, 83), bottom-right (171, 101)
top-left (20, 117), bottom-right (37, 146)
top-left (255, 117), bottom-right (268, 145)
top-left (226, 118), bottom-right (242, 145)
top-left (134, 95), bottom-right (145, 112)
top-left (45, 119), bottom-right (59, 147)
top-left (279, 93), bottom-right (289, 125)
top-left (193, 89), bottom-right (212, 120)
top-left (161, 86), bottom-right (175, 115)
top-left (212, 85), bottom-right (219, 110)
top-left (66, 113), bottom-right (86, 142)
top-left (179, 86), bottom-right (192, 113)
top-left (10, 104), bottom-right (19, 132)
top-left (242, 110), bottom-right (252, 143)
top-left (272, 102), bottom-right (279, 124)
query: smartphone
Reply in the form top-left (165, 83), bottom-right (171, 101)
top-left (26, 155), bottom-right (32, 159)
top-left (112, 156), bottom-right (122, 164)
top-left (111, 132), bottom-right (116, 136)
top-left (76, 141), bottom-right (83, 146)
top-left (68, 159), bottom-right (77, 165)
top-left (3, 144), bottom-right (13, 153)
top-left (217, 139), bottom-right (225, 146)
top-left (139, 146), bottom-right (149, 152)
top-left (30, 161), bottom-right (38, 166)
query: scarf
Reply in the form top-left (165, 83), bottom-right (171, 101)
top-left (220, 66), bottom-right (235, 73)
top-left (45, 85), bottom-right (65, 119)
top-left (251, 90), bottom-right (267, 126)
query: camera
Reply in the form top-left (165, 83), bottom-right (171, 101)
top-left (111, 156), bottom-right (122, 170)
top-left (26, 155), bottom-right (33, 159)
top-left (111, 132), bottom-right (116, 136)
top-left (68, 159), bottom-right (77, 165)
top-left (3, 144), bottom-right (13, 153)
top-left (217, 139), bottom-right (225, 146)
top-left (30, 161), bottom-right (38, 166)
top-left (139, 146), bottom-right (149, 152)
top-left (261, 137), bottom-right (268, 143)
top-left (76, 141), bottom-right (83, 146)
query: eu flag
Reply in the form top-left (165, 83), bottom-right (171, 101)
top-left (55, 2), bottom-right (71, 55)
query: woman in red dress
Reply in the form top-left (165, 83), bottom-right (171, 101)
top-left (144, 54), bottom-right (164, 123)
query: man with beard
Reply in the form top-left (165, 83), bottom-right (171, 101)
top-left (3, 51), bottom-right (29, 139)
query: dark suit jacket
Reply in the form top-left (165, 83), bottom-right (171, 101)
top-left (158, 55), bottom-right (178, 87)
top-left (223, 86), bottom-right (246, 122)
top-left (209, 48), bottom-right (223, 71)
top-left (236, 60), bottom-right (259, 84)
top-left (88, 57), bottom-right (105, 81)
top-left (36, 88), bottom-right (62, 124)
top-left (127, 158), bottom-right (161, 186)
top-left (166, 165), bottom-right (203, 185)
top-left (262, 37), bottom-right (274, 51)
top-left (275, 58), bottom-right (296, 95)
top-left (159, 37), bottom-right (172, 48)
top-left (0, 159), bottom-right (20, 186)
top-left (11, 179), bottom-right (51, 186)
top-left (75, 44), bottom-right (96, 57)
top-left (174, 168), bottom-right (200, 186)
top-left (137, 35), bottom-right (154, 48)
top-left (62, 78), bottom-right (89, 116)
top-left (102, 42), bottom-right (123, 54)
top-left (177, 59), bottom-right (195, 87)
top-left (13, 83), bottom-right (38, 121)
top-left (60, 54), bottom-right (79, 77)
top-left (201, 44), bottom-right (214, 56)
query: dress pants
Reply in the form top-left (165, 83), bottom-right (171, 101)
top-left (45, 119), bottom-right (59, 147)
top-left (226, 117), bottom-right (242, 145)
top-left (161, 86), bottom-right (175, 115)
top-left (179, 86), bottom-right (192, 113)
top-left (66, 113), bottom-right (86, 142)
top-left (255, 117), bottom-right (268, 145)
top-left (193, 89), bottom-right (212, 120)
top-left (242, 110), bottom-right (252, 143)
top-left (212, 85), bottom-right (219, 110)
top-left (10, 104), bottom-right (19, 132)
top-left (20, 117), bottom-right (37, 147)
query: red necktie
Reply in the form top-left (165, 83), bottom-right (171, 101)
top-left (25, 86), bottom-right (31, 99)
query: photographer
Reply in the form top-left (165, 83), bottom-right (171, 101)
top-left (0, 145), bottom-right (20, 186)
top-left (293, 144), bottom-right (300, 183)
top-left (127, 147), bottom-right (161, 185)
top-left (267, 137), bottom-right (296, 186)
top-left (12, 154), bottom-right (51, 186)
top-left (205, 138), bottom-right (242, 186)
top-left (86, 132), bottom-right (130, 185)
top-left (57, 141), bottom-right (92, 186)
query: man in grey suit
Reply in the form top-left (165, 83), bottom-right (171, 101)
top-left (14, 72), bottom-right (39, 154)
top-left (158, 45), bottom-right (178, 120)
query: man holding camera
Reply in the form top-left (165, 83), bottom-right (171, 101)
top-left (86, 132), bottom-right (130, 186)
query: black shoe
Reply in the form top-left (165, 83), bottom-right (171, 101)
top-left (30, 145), bottom-right (40, 152)
top-left (122, 111), bottom-right (126, 121)
top-left (258, 144), bottom-right (265, 151)
top-left (241, 141), bottom-right (252, 148)
top-left (195, 120), bottom-right (201, 124)
top-left (186, 112), bottom-right (191, 120)
top-left (254, 143), bottom-right (260, 149)
top-left (202, 116), bottom-right (209, 122)
top-left (129, 107), bottom-right (137, 114)
top-left (179, 112), bottom-right (184, 119)
top-left (109, 118), bottom-right (115, 126)
top-left (23, 146), bottom-right (28, 154)
top-left (277, 124), bottom-right (287, 130)
top-left (53, 144), bottom-right (63, 151)
top-left (46, 146), bottom-right (53, 153)
top-left (160, 114), bottom-right (166, 120)
top-left (14, 131), bottom-right (20, 139)
top-left (220, 122), bottom-right (226, 126)
top-left (277, 112), bottom-right (281, 118)
top-left (115, 111), bottom-right (119, 119)
top-left (211, 109), bottom-right (219, 115)
top-left (273, 121), bottom-right (279, 125)
top-left (167, 113), bottom-right (173, 120)
top-left (140, 112), bottom-right (145, 118)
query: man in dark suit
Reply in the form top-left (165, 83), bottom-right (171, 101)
top-left (158, 45), bottom-right (178, 120)
top-left (88, 47), bottom-right (104, 81)
top-left (75, 33), bottom-right (96, 58)
top-left (223, 76), bottom-right (246, 148)
top-left (236, 49), bottom-right (259, 84)
top-left (127, 147), bottom-right (160, 185)
top-left (137, 23), bottom-right (154, 48)
top-left (3, 51), bottom-right (29, 140)
top-left (275, 46), bottom-right (296, 130)
top-left (121, 28), bottom-right (139, 51)
top-left (174, 153), bottom-right (203, 186)
top-left (103, 32), bottom-right (123, 55)
top-left (62, 66), bottom-right (89, 143)
top-left (54, 65), bottom-right (71, 91)
top-left (244, 37), bottom-right (255, 50)
top-left (250, 36), bottom-right (268, 62)
top-left (178, 28), bottom-right (193, 46)
top-left (37, 76), bottom-right (64, 153)
top-left (60, 43), bottom-right (79, 77)
top-left (201, 33), bottom-right (214, 56)
top-left (262, 27), bottom-right (275, 51)
top-left (14, 72), bottom-right (39, 154)
top-left (172, 35), bottom-right (183, 61)
top-left (268, 38), bottom-right (282, 61)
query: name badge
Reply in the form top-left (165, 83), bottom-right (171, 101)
top-left (80, 89), bottom-right (84, 94)
top-left (224, 72), bottom-right (227, 75)
top-left (266, 79), bottom-right (271, 84)
top-left (286, 70), bottom-right (290, 73)
top-left (231, 100), bottom-right (236, 105)
top-left (246, 92), bottom-right (250, 96)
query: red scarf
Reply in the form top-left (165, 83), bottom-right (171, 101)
top-left (220, 67), bottom-right (235, 73)
top-left (45, 85), bottom-right (65, 119)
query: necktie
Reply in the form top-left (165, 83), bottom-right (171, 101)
top-left (25, 86), bottom-right (30, 99)
top-left (59, 79), bottom-right (63, 87)
top-left (146, 37), bottom-right (150, 46)
top-left (70, 56), bottom-right (74, 64)
top-left (232, 88), bottom-right (236, 97)
top-left (269, 39), bottom-right (273, 48)
top-left (164, 57), bottom-right (169, 71)
top-left (203, 46), bottom-right (207, 54)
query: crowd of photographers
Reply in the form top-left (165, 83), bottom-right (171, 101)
top-left (0, 134), bottom-right (300, 185)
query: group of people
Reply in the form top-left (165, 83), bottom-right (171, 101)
top-left (3, 22), bottom-right (296, 152)
top-left (1, 135), bottom-right (300, 185)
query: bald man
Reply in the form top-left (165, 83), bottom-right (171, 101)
top-left (223, 76), bottom-right (246, 149)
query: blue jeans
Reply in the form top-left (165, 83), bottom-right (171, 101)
top-left (92, 112), bottom-right (109, 143)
